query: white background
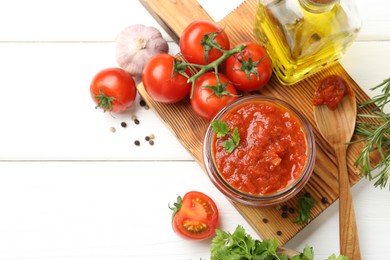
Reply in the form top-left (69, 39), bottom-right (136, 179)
top-left (0, 0), bottom-right (389, 259)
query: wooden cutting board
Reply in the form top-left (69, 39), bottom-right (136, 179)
top-left (138, 0), bottom-right (379, 245)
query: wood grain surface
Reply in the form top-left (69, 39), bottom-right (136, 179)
top-left (138, 0), bottom-right (380, 245)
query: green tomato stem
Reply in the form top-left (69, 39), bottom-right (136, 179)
top-left (183, 43), bottom-right (247, 99)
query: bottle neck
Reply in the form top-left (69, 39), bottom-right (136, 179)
top-left (299, 0), bottom-right (338, 13)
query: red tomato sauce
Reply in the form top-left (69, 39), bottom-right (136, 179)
top-left (312, 75), bottom-right (352, 110)
top-left (212, 102), bottom-right (308, 196)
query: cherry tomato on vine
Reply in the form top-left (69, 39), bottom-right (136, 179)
top-left (142, 53), bottom-right (192, 103)
top-left (179, 20), bottom-right (230, 65)
top-left (169, 191), bottom-right (219, 240)
top-left (191, 72), bottom-right (239, 121)
top-left (90, 67), bottom-right (137, 113)
top-left (225, 42), bottom-right (272, 92)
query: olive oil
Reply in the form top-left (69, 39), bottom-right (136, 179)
top-left (254, 0), bottom-right (361, 85)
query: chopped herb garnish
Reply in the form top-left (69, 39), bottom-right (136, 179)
top-left (211, 120), bottom-right (240, 153)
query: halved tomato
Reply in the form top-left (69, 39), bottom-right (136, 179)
top-left (169, 191), bottom-right (219, 240)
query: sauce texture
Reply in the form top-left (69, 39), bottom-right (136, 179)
top-left (312, 75), bottom-right (352, 110)
top-left (212, 102), bottom-right (308, 196)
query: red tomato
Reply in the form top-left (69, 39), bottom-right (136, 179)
top-left (170, 191), bottom-right (219, 240)
top-left (90, 68), bottom-right (136, 113)
top-left (225, 42), bottom-right (272, 91)
top-left (179, 20), bottom-right (230, 65)
top-left (142, 54), bottom-right (192, 103)
top-left (191, 72), bottom-right (239, 121)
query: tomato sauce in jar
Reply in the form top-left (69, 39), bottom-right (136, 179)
top-left (211, 101), bottom-right (308, 196)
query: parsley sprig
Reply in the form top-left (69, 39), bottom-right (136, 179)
top-left (294, 194), bottom-right (315, 225)
top-left (210, 225), bottom-right (347, 260)
top-left (211, 120), bottom-right (240, 153)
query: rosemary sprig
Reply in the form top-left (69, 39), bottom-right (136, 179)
top-left (353, 78), bottom-right (390, 189)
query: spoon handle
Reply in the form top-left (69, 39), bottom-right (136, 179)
top-left (335, 144), bottom-right (361, 259)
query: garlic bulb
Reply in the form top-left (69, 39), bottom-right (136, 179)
top-left (116, 24), bottom-right (169, 76)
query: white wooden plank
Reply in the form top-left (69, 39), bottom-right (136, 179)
top-left (0, 161), bottom-right (389, 259)
top-left (0, 0), bottom-right (388, 42)
top-left (0, 42), bottom-right (190, 160)
top-left (0, 0), bottom-right (172, 42)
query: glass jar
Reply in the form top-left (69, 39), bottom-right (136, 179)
top-left (202, 95), bottom-right (316, 206)
top-left (254, 0), bottom-right (362, 85)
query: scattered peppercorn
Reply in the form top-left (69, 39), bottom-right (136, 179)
top-left (131, 115), bottom-right (137, 121)
top-left (144, 104), bottom-right (150, 110)
top-left (134, 140), bottom-right (140, 146)
top-left (276, 231), bottom-right (282, 236)
top-left (321, 197), bottom-right (329, 204)
top-left (281, 212), bottom-right (288, 218)
top-left (262, 218), bottom-right (269, 224)
top-left (139, 100), bottom-right (146, 107)
top-left (121, 122), bottom-right (127, 128)
top-left (149, 140), bottom-right (154, 145)
top-left (145, 136), bottom-right (150, 141)
top-left (109, 127), bottom-right (116, 133)
top-left (149, 133), bottom-right (155, 139)
top-left (281, 205), bottom-right (288, 212)
top-left (289, 207), bottom-right (295, 214)
top-left (134, 119), bottom-right (140, 125)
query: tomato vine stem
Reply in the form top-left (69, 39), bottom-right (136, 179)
top-left (179, 44), bottom-right (247, 98)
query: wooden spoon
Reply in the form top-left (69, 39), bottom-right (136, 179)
top-left (313, 92), bottom-right (360, 259)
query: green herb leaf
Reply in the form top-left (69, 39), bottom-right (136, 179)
top-left (232, 127), bottom-right (240, 146)
top-left (294, 194), bottom-right (315, 224)
top-left (211, 120), bottom-right (229, 138)
top-left (210, 225), bottom-right (343, 260)
top-left (327, 253), bottom-right (349, 260)
top-left (291, 245), bottom-right (314, 260)
top-left (211, 121), bottom-right (240, 153)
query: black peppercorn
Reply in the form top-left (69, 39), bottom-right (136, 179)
top-left (281, 205), bottom-right (288, 212)
top-left (321, 197), bottom-right (329, 204)
top-left (262, 218), bottom-right (268, 223)
top-left (121, 122), bottom-right (127, 128)
top-left (134, 140), bottom-right (140, 146)
top-left (281, 212), bottom-right (288, 218)
top-left (276, 230), bottom-right (282, 236)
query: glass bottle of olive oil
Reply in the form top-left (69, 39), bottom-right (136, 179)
top-left (254, 0), bottom-right (361, 85)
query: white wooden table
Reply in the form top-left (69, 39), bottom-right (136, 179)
top-left (0, 0), bottom-right (389, 259)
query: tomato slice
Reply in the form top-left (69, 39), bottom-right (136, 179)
top-left (170, 191), bottom-right (219, 240)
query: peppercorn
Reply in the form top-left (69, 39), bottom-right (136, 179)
top-left (121, 122), bottom-right (127, 128)
top-left (109, 127), bottom-right (116, 133)
top-left (262, 218), bottom-right (269, 224)
top-left (281, 205), bottom-right (288, 212)
top-left (145, 136), bottom-right (150, 141)
top-left (281, 212), bottom-right (288, 218)
top-left (134, 140), bottom-right (140, 146)
top-left (321, 197), bottom-right (329, 204)
top-left (149, 140), bottom-right (154, 145)
top-left (134, 119), bottom-right (140, 125)
top-left (276, 231), bottom-right (282, 236)
top-left (149, 133), bottom-right (155, 139)
top-left (288, 207), bottom-right (295, 214)
top-left (139, 100), bottom-right (146, 107)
